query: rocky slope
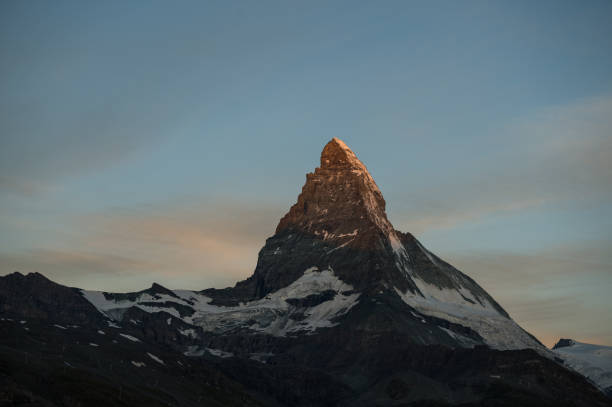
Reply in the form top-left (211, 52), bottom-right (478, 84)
top-left (1, 138), bottom-right (610, 406)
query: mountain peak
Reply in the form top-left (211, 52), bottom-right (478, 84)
top-left (320, 137), bottom-right (363, 170)
top-left (553, 338), bottom-right (576, 349)
top-left (275, 138), bottom-right (394, 249)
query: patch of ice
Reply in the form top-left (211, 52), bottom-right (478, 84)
top-left (167, 318), bottom-right (172, 326)
top-left (326, 237), bottom-right (356, 253)
top-left (147, 352), bottom-right (165, 365)
top-left (89, 343), bottom-right (99, 347)
top-left (184, 346), bottom-right (205, 357)
top-left (206, 348), bottom-right (234, 358)
top-left (178, 328), bottom-right (197, 338)
top-left (54, 324), bottom-right (67, 330)
top-left (135, 304), bottom-right (182, 319)
top-left (97, 330), bottom-right (105, 335)
top-left (131, 361), bottom-right (146, 367)
top-left (119, 333), bottom-right (140, 342)
top-left (249, 352), bottom-right (274, 363)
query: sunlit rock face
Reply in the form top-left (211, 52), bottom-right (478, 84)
top-left (276, 137), bottom-right (394, 250)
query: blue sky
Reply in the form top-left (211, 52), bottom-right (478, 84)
top-left (1, 1), bottom-right (611, 347)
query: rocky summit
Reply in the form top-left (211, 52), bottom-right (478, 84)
top-left (1, 138), bottom-right (610, 406)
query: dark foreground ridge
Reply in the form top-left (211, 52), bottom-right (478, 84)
top-left (1, 139), bottom-right (610, 406)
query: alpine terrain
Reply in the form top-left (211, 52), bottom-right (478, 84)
top-left (553, 339), bottom-right (612, 397)
top-left (1, 138), bottom-right (610, 406)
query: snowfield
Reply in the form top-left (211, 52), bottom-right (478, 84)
top-left (394, 279), bottom-right (544, 352)
top-left (553, 340), bottom-right (612, 394)
top-left (81, 267), bottom-right (360, 337)
top-left (80, 261), bottom-right (545, 352)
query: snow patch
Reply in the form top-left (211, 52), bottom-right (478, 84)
top-left (131, 361), bottom-right (146, 368)
top-left (184, 346), bottom-right (205, 357)
top-left (82, 289), bottom-right (193, 319)
top-left (178, 328), bottom-right (197, 338)
top-left (119, 333), bottom-right (140, 342)
top-left (206, 348), bottom-right (234, 358)
top-left (249, 352), bottom-right (274, 363)
top-left (147, 352), bottom-right (165, 365)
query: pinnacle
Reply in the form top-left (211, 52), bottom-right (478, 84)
top-left (275, 137), bottom-right (390, 242)
top-left (320, 137), bottom-right (364, 170)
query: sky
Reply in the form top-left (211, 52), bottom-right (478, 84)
top-left (1, 0), bottom-right (611, 348)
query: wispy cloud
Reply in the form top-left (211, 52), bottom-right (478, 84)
top-left (0, 69), bottom-right (189, 197)
top-left (0, 249), bottom-right (153, 277)
top-left (0, 200), bottom-right (283, 292)
top-left (392, 96), bottom-right (612, 235)
top-left (0, 175), bottom-right (52, 197)
top-left (443, 242), bottom-right (612, 347)
top-left (394, 198), bottom-right (547, 235)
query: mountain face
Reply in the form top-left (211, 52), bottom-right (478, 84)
top-left (1, 138), bottom-right (610, 406)
top-left (553, 339), bottom-right (612, 397)
top-left (194, 138), bottom-right (541, 351)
